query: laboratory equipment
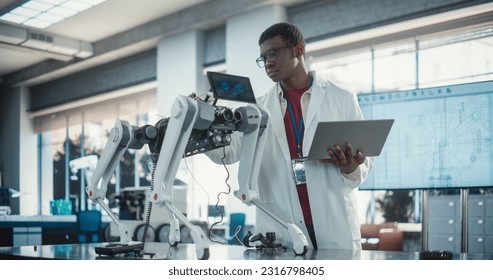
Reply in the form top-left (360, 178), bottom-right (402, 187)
top-left (85, 72), bottom-right (308, 259)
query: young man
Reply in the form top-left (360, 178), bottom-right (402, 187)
top-left (208, 22), bottom-right (372, 251)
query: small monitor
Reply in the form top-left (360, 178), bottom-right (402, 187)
top-left (207, 71), bottom-right (257, 104)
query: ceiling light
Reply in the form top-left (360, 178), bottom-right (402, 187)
top-left (23, 18), bottom-right (53, 29)
top-left (0, 0), bottom-right (107, 30)
top-left (36, 12), bottom-right (64, 23)
top-left (10, 6), bottom-right (41, 18)
top-left (48, 6), bottom-right (78, 18)
top-left (79, 0), bottom-right (106, 5)
top-left (22, 1), bottom-right (52, 12)
top-left (60, 1), bottom-right (91, 12)
top-left (38, 0), bottom-right (67, 5)
top-left (0, 13), bottom-right (28, 24)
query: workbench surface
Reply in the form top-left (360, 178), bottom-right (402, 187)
top-left (1, 242), bottom-right (491, 260)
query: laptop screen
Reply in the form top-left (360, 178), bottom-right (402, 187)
top-left (207, 71), bottom-right (256, 104)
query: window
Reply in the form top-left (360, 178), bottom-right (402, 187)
top-left (419, 36), bottom-right (493, 88)
top-left (38, 90), bottom-right (157, 214)
top-left (310, 51), bottom-right (373, 93)
top-left (374, 42), bottom-right (416, 91)
top-left (310, 26), bottom-right (493, 94)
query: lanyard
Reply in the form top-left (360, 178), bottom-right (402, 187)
top-left (281, 76), bottom-right (313, 158)
top-left (285, 94), bottom-right (304, 157)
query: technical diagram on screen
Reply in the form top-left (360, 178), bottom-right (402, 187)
top-left (207, 71), bottom-right (257, 104)
top-left (358, 80), bottom-right (493, 190)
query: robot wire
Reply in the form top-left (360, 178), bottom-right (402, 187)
top-left (207, 146), bottom-right (233, 244)
top-left (138, 154), bottom-right (157, 251)
top-left (183, 155), bottom-right (225, 244)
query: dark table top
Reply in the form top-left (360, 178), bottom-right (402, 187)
top-left (1, 242), bottom-right (491, 260)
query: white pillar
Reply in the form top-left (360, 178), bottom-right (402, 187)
top-left (225, 5), bottom-right (287, 225)
top-left (226, 4), bottom-right (287, 94)
top-left (157, 30), bottom-right (205, 116)
top-left (19, 86), bottom-right (38, 215)
top-left (157, 30), bottom-right (211, 220)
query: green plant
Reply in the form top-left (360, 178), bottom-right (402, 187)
top-left (376, 190), bottom-right (415, 223)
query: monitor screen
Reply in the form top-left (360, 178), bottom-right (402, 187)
top-left (207, 71), bottom-right (257, 104)
top-left (358, 80), bottom-right (493, 190)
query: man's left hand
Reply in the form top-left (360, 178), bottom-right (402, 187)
top-left (320, 142), bottom-right (365, 174)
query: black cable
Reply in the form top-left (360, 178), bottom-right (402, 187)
top-left (208, 146), bottom-right (232, 244)
top-left (141, 154), bottom-right (157, 245)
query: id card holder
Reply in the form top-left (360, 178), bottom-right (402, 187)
top-left (291, 157), bottom-right (307, 185)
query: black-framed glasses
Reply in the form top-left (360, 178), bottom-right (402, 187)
top-left (256, 45), bottom-right (293, 68)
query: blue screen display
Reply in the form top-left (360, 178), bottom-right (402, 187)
top-left (358, 80), bottom-right (493, 190)
top-left (207, 72), bottom-right (257, 104)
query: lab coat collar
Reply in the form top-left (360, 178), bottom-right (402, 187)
top-left (304, 73), bottom-right (328, 138)
top-left (264, 84), bottom-right (291, 162)
top-left (266, 72), bottom-right (329, 158)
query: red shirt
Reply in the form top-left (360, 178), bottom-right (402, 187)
top-left (283, 87), bottom-right (314, 227)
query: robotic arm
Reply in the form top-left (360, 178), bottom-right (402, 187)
top-left (88, 93), bottom-right (307, 259)
top-left (86, 96), bottom-right (240, 258)
top-left (69, 155), bottom-right (98, 181)
top-left (148, 95), bottom-right (245, 259)
top-left (69, 155), bottom-right (98, 211)
top-left (232, 106), bottom-right (308, 255)
top-left (86, 120), bottom-right (147, 253)
top-left (149, 96), bottom-right (307, 257)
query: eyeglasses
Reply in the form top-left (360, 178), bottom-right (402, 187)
top-left (256, 45), bottom-right (293, 68)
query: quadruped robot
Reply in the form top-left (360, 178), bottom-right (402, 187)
top-left (86, 72), bottom-right (308, 259)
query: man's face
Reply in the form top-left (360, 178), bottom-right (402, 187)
top-left (259, 35), bottom-right (297, 83)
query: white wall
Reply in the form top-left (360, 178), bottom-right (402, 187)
top-left (157, 30), bottom-right (205, 116)
top-left (226, 4), bottom-right (287, 95)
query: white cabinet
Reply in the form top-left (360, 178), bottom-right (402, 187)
top-left (13, 227), bottom-right (42, 246)
top-left (428, 194), bottom-right (493, 253)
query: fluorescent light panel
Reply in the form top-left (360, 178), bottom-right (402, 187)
top-left (0, 0), bottom-right (107, 29)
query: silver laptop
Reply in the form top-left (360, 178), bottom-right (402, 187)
top-left (307, 119), bottom-right (394, 160)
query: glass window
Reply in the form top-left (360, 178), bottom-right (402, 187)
top-left (374, 42), bottom-right (416, 91)
top-left (38, 91), bottom-right (157, 214)
top-left (310, 27), bottom-right (493, 94)
top-left (419, 36), bottom-right (493, 88)
top-left (310, 51), bottom-right (373, 93)
top-left (45, 126), bottom-right (67, 201)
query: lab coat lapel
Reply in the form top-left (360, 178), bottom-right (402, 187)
top-left (263, 89), bottom-right (291, 163)
top-left (303, 80), bottom-right (328, 155)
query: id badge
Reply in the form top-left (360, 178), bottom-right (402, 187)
top-left (291, 157), bottom-right (307, 185)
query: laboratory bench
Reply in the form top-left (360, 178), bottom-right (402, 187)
top-left (1, 242), bottom-right (492, 260)
top-left (0, 215), bottom-right (109, 246)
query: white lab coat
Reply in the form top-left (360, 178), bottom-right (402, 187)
top-left (207, 73), bottom-right (372, 250)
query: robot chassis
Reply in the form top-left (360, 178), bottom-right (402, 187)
top-left (86, 95), bottom-right (308, 259)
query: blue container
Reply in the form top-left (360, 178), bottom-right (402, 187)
top-left (50, 199), bottom-right (73, 215)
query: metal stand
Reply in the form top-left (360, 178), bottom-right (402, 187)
top-left (460, 188), bottom-right (469, 253)
top-left (421, 189), bottom-right (428, 251)
top-left (421, 188), bottom-right (469, 254)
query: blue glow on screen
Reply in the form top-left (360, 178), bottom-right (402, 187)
top-left (358, 80), bottom-right (493, 190)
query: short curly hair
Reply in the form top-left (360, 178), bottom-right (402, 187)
top-left (258, 22), bottom-right (305, 46)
